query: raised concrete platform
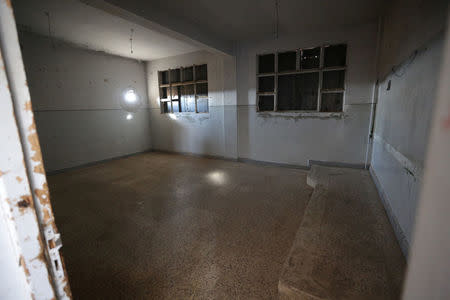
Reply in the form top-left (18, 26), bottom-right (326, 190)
top-left (279, 166), bottom-right (406, 299)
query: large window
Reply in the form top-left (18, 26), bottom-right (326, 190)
top-left (158, 64), bottom-right (208, 113)
top-left (257, 44), bottom-right (346, 112)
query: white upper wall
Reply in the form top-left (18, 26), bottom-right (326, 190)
top-left (21, 31), bottom-right (152, 172)
top-left (22, 32), bottom-right (148, 111)
top-left (237, 22), bottom-right (378, 106)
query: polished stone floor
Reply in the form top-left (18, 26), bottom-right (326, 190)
top-left (48, 152), bottom-right (313, 299)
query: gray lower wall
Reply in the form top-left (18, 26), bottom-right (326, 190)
top-left (34, 109), bottom-right (152, 172)
top-left (238, 105), bottom-right (371, 167)
top-left (20, 31), bottom-right (151, 172)
top-left (371, 36), bottom-right (444, 256)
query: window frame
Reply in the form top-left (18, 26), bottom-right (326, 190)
top-left (256, 44), bottom-right (347, 113)
top-left (158, 64), bottom-right (209, 114)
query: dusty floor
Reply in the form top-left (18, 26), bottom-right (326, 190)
top-left (48, 152), bottom-right (313, 299)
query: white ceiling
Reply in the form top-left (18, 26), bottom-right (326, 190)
top-left (12, 0), bottom-right (201, 61)
top-left (107, 0), bottom-right (386, 41)
top-left (12, 0), bottom-right (386, 61)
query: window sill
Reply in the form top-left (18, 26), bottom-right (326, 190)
top-left (257, 111), bottom-right (344, 119)
top-left (163, 112), bottom-right (210, 119)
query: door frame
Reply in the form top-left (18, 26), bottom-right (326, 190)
top-left (0, 0), bottom-right (71, 299)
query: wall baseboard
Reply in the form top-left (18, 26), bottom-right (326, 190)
top-left (46, 149), bottom-right (152, 175)
top-left (151, 149), bottom-right (238, 162)
top-left (308, 160), bottom-right (367, 170)
top-left (49, 148), bottom-right (371, 175)
top-left (369, 166), bottom-right (409, 258)
top-left (237, 157), bottom-right (310, 170)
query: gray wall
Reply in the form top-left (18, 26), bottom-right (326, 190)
top-left (377, 0), bottom-right (448, 79)
top-left (146, 50), bottom-right (238, 159)
top-left (20, 31), bottom-right (151, 172)
top-left (370, 0), bottom-right (447, 256)
top-left (236, 23), bottom-right (378, 167)
top-left (147, 23), bottom-right (379, 167)
top-left (371, 37), bottom-right (445, 256)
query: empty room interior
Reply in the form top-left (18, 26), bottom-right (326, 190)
top-left (1, 0), bottom-right (450, 299)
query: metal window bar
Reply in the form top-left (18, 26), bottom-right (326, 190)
top-left (274, 52), bottom-right (278, 111)
top-left (256, 44), bottom-right (346, 113)
top-left (317, 46), bottom-right (324, 112)
top-left (158, 64), bottom-right (208, 114)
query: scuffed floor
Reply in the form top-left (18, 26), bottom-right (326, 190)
top-left (48, 152), bottom-right (313, 299)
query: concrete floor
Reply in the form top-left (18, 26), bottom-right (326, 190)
top-left (48, 152), bottom-right (313, 299)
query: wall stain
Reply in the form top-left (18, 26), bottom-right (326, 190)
top-left (16, 176), bottom-right (23, 182)
top-left (177, 115), bottom-right (210, 123)
top-left (403, 167), bottom-right (416, 180)
top-left (257, 112), bottom-right (346, 122)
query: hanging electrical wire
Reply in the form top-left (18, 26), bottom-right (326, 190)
top-left (130, 28), bottom-right (134, 54)
top-left (44, 11), bottom-right (55, 49)
top-left (274, 0), bottom-right (279, 40)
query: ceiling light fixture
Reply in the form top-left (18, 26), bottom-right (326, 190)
top-left (124, 89), bottom-right (137, 103)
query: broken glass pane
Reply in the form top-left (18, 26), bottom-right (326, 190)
top-left (258, 95), bottom-right (274, 111)
top-left (258, 54), bottom-right (275, 74)
top-left (195, 64), bottom-right (207, 81)
top-left (277, 73), bottom-right (319, 111)
top-left (172, 100), bottom-right (180, 113)
top-left (160, 71), bottom-right (169, 85)
top-left (321, 93), bottom-right (343, 112)
top-left (258, 76), bottom-right (275, 93)
top-left (301, 47), bottom-right (320, 69)
top-left (278, 51), bottom-right (296, 72)
top-left (196, 83), bottom-right (208, 97)
top-left (160, 87), bottom-right (168, 99)
top-left (170, 68), bottom-right (181, 83)
top-left (322, 70), bottom-right (345, 90)
top-left (181, 85), bottom-right (195, 112)
top-left (324, 44), bottom-right (346, 68)
top-left (170, 86), bottom-right (180, 100)
top-left (162, 101), bottom-right (171, 113)
top-left (183, 67), bottom-right (194, 82)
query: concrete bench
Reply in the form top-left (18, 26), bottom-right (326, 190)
top-left (279, 166), bottom-right (405, 299)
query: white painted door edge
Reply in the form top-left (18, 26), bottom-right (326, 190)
top-left (0, 1), bottom-right (71, 299)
